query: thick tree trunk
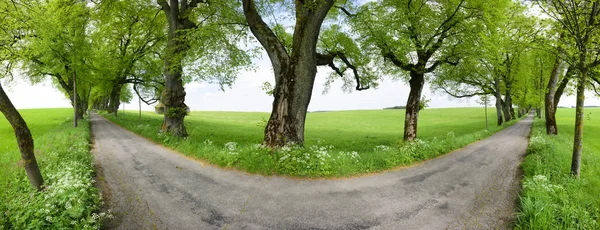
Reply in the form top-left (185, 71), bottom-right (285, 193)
top-left (571, 71), bottom-right (586, 177)
top-left (502, 89), bottom-right (513, 122)
top-left (263, 64), bottom-right (316, 146)
top-left (493, 78), bottom-right (504, 126)
top-left (545, 58), bottom-right (564, 135)
top-left (160, 40), bottom-right (188, 137)
top-left (108, 83), bottom-right (122, 116)
top-left (242, 0), bottom-right (333, 147)
top-left (68, 92), bottom-right (84, 120)
top-left (501, 100), bottom-right (511, 122)
top-left (158, 1), bottom-right (198, 138)
top-left (0, 83), bottom-right (43, 190)
top-left (403, 71), bottom-right (425, 141)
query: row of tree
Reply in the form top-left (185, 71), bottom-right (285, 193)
top-left (1, 0), bottom-right (599, 190)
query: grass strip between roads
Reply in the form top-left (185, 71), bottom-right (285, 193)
top-left (102, 108), bottom-right (521, 177)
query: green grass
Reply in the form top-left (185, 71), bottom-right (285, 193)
top-left (0, 109), bottom-right (106, 229)
top-left (104, 107), bottom-right (520, 177)
top-left (516, 108), bottom-right (600, 229)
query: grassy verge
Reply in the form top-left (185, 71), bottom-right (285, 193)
top-left (102, 108), bottom-right (521, 177)
top-left (0, 109), bottom-right (107, 229)
top-left (516, 108), bottom-right (599, 229)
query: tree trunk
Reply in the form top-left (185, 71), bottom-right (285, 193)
top-left (160, 39), bottom-right (188, 137)
top-left (158, 1), bottom-right (198, 138)
top-left (242, 0), bottom-right (333, 147)
top-left (108, 83), bottom-right (122, 116)
top-left (571, 71), bottom-right (586, 177)
top-left (403, 71), bottom-right (425, 141)
top-left (518, 108), bottom-right (523, 118)
top-left (263, 64), bottom-right (316, 146)
top-left (554, 68), bottom-right (572, 109)
top-left (0, 83), bottom-right (43, 190)
top-left (68, 92), bottom-right (84, 120)
top-left (493, 78), bottom-right (504, 126)
top-left (502, 89), bottom-right (513, 122)
top-left (545, 58), bottom-right (564, 135)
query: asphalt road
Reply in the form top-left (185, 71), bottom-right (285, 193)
top-left (91, 112), bottom-right (533, 230)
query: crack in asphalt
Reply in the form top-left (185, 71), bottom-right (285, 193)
top-left (91, 113), bottom-right (533, 230)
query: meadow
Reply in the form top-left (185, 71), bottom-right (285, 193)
top-left (516, 108), bottom-right (600, 229)
top-left (104, 107), bottom-right (520, 177)
top-left (0, 109), bottom-right (106, 229)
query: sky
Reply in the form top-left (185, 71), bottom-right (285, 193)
top-left (3, 54), bottom-right (600, 113)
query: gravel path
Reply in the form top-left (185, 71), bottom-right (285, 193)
top-left (91, 112), bottom-right (532, 230)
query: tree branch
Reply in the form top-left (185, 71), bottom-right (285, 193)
top-left (317, 51), bottom-right (369, 91)
top-left (241, 0), bottom-right (289, 79)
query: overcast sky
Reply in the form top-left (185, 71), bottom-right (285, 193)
top-left (4, 54), bottom-right (600, 113)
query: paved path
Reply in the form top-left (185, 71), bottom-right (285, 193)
top-left (91, 113), bottom-right (533, 230)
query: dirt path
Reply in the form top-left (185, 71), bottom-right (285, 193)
top-left (91, 112), bottom-right (533, 230)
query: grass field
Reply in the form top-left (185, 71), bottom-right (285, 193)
top-left (104, 107), bottom-right (520, 177)
top-left (516, 108), bottom-right (600, 229)
top-left (0, 109), bottom-right (105, 229)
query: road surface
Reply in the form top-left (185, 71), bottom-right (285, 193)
top-left (91, 113), bottom-right (532, 230)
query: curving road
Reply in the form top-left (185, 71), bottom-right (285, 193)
top-left (91, 112), bottom-right (533, 230)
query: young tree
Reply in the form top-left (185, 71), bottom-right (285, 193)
top-left (538, 0), bottom-right (600, 177)
top-left (353, 0), bottom-right (507, 141)
top-left (242, 0), bottom-right (373, 147)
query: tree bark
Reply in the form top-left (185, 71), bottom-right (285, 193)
top-left (502, 88), bottom-right (513, 122)
top-left (263, 64), bottom-right (317, 146)
top-left (0, 83), bottom-right (43, 190)
top-left (160, 36), bottom-right (189, 137)
top-left (571, 70), bottom-right (586, 177)
top-left (243, 0), bottom-right (334, 147)
top-left (68, 91), bottom-right (84, 120)
top-left (108, 82), bottom-right (122, 116)
top-left (554, 67), bottom-right (573, 109)
top-left (404, 71), bottom-right (425, 141)
top-left (157, 0), bottom-right (200, 137)
top-left (544, 58), bottom-right (564, 135)
top-left (493, 77), bottom-right (504, 126)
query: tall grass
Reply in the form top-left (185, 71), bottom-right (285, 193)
top-left (103, 108), bottom-right (521, 177)
top-left (0, 109), bottom-right (106, 229)
top-left (516, 108), bottom-right (599, 229)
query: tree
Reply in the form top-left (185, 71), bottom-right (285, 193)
top-left (353, 0), bottom-right (505, 141)
top-left (432, 1), bottom-right (532, 126)
top-left (21, 0), bottom-right (92, 120)
top-left (0, 0), bottom-right (43, 190)
top-left (538, 0), bottom-right (600, 177)
top-left (92, 0), bottom-right (166, 116)
top-left (156, 0), bottom-right (251, 137)
top-left (242, 0), bottom-right (373, 147)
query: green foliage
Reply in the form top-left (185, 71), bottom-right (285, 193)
top-left (419, 96), bottom-right (430, 111)
top-left (104, 108), bottom-right (520, 177)
top-left (431, 1), bottom-right (545, 109)
top-left (516, 109), bottom-right (600, 229)
top-left (0, 109), bottom-right (105, 229)
top-left (181, 0), bottom-right (257, 90)
top-left (165, 107), bottom-right (188, 118)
